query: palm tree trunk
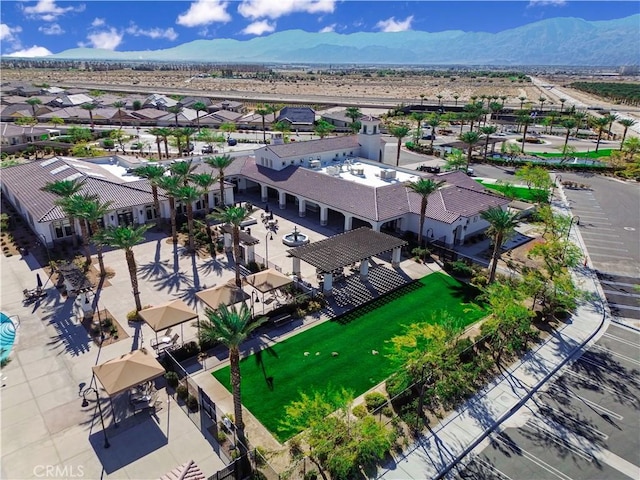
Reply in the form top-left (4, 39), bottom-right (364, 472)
top-left (69, 216), bottom-right (79, 248)
top-left (219, 176), bottom-right (225, 207)
top-left (521, 124), bottom-right (529, 154)
top-left (484, 137), bottom-right (490, 162)
top-left (466, 147), bottom-right (473, 171)
top-left (396, 142), bottom-right (401, 167)
top-left (233, 227), bottom-right (241, 287)
top-left (169, 198), bottom-right (177, 244)
top-left (595, 130), bottom-right (603, 152)
top-left (151, 185), bottom-right (161, 225)
top-left (621, 127), bottom-right (628, 148)
top-left (262, 117), bottom-right (267, 144)
top-left (79, 220), bottom-right (92, 266)
top-left (156, 139), bottom-right (162, 159)
top-left (125, 249), bottom-right (142, 311)
top-left (164, 138), bottom-right (170, 159)
top-left (187, 203), bottom-right (195, 252)
top-left (91, 221), bottom-right (106, 277)
top-left (418, 201), bottom-right (427, 245)
top-left (488, 233), bottom-right (503, 284)
top-left (229, 347), bottom-right (244, 432)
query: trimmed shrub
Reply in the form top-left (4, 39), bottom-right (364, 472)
top-left (186, 394), bottom-right (199, 412)
top-left (365, 391), bottom-right (388, 412)
top-left (165, 371), bottom-right (179, 389)
top-left (352, 404), bottom-right (368, 418)
top-left (176, 384), bottom-right (188, 401)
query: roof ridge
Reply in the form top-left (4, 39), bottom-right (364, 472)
top-left (84, 176), bottom-right (167, 198)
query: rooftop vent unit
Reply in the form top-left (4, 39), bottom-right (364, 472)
top-left (309, 160), bottom-right (321, 169)
top-left (352, 166), bottom-right (365, 176)
top-left (380, 169), bottom-right (397, 180)
top-left (326, 166), bottom-right (340, 176)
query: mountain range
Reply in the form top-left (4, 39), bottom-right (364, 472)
top-left (46, 15), bottom-right (640, 66)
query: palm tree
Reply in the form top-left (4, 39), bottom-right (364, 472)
top-left (419, 94), bottom-right (425, 106)
top-left (77, 197), bottom-right (112, 277)
top-left (410, 112), bottom-right (426, 143)
top-left (179, 126), bottom-right (197, 154)
top-left (175, 185), bottom-right (202, 253)
top-left (147, 127), bottom-right (164, 159)
top-left (559, 98), bottom-right (567, 113)
top-left (590, 116), bottom-right (610, 152)
top-left (205, 154), bottom-right (235, 207)
top-left (538, 97), bottom-right (547, 112)
top-left (150, 127), bottom-right (172, 159)
top-left (113, 100), bottom-right (126, 128)
top-left (437, 94), bottom-right (444, 106)
top-left (572, 112), bottom-right (587, 136)
top-left (618, 118), bottom-right (636, 147)
top-left (426, 114), bottom-right (442, 150)
top-left (345, 106), bottom-right (363, 125)
top-left (98, 224), bottom-right (152, 311)
top-left (604, 113), bottom-right (618, 140)
top-left (500, 95), bottom-right (507, 108)
top-left (481, 207), bottom-right (519, 284)
top-left (26, 98), bottom-right (42, 118)
top-left (518, 114), bottom-right (534, 154)
top-left (560, 118), bottom-right (577, 160)
top-left (518, 96), bottom-right (527, 110)
top-left (167, 105), bottom-right (183, 127)
top-left (314, 120), bottom-right (335, 139)
top-left (444, 148), bottom-right (467, 172)
top-left (41, 178), bottom-right (86, 247)
top-left (255, 103), bottom-right (279, 143)
top-left (170, 127), bottom-right (184, 157)
top-left (208, 206), bottom-right (249, 287)
top-left (463, 103), bottom-right (483, 132)
top-left (191, 173), bottom-right (217, 211)
top-left (479, 125), bottom-right (498, 161)
top-left (488, 102), bottom-right (502, 121)
top-left (81, 102), bottom-right (97, 129)
top-left (170, 159), bottom-right (197, 187)
top-left (192, 102), bottom-right (207, 132)
top-left (406, 178), bottom-right (445, 245)
top-left (453, 94), bottom-right (460, 106)
top-left (133, 164), bottom-right (165, 223)
top-left (459, 131), bottom-right (481, 171)
top-left (388, 124), bottom-right (410, 167)
top-left (158, 175), bottom-right (182, 244)
top-left (58, 193), bottom-right (99, 265)
top-left (200, 303), bottom-right (266, 442)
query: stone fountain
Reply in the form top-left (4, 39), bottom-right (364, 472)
top-left (282, 226), bottom-right (310, 247)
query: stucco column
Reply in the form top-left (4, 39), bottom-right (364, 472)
top-left (298, 198), bottom-right (306, 217)
top-left (246, 244), bottom-right (255, 263)
top-left (323, 272), bottom-right (333, 294)
top-left (344, 215), bottom-right (353, 231)
top-left (279, 190), bottom-right (287, 210)
top-left (359, 259), bottom-right (369, 279)
top-left (320, 206), bottom-right (328, 226)
top-left (391, 246), bottom-right (402, 267)
top-left (372, 222), bottom-right (381, 232)
top-left (223, 232), bottom-right (232, 252)
top-left (292, 257), bottom-right (301, 277)
top-left (261, 184), bottom-right (268, 203)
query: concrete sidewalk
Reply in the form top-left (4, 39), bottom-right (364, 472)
top-left (376, 184), bottom-right (609, 479)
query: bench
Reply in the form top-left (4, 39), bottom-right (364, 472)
top-left (270, 313), bottom-right (293, 327)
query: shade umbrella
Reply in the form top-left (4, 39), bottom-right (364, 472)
top-left (243, 269), bottom-right (293, 313)
top-left (92, 348), bottom-right (165, 397)
top-left (196, 281), bottom-right (249, 310)
top-left (138, 299), bottom-right (198, 347)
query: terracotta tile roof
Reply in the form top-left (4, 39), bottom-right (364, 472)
top-left (159, 460), bottom-right (205, 480)
top-left (258, 135), bottom-right (360, 159)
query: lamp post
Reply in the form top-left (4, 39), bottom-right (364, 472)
top-left (261, 215), bottom-right (278, 268)
top-left (37, 233), bottom-right (51, 264)
top-left (81, 387), bottom-right (110, 448)
top-left (425, 228), bottom-right (434, 245)
top-left (563, 215), bottom-right (580, 260)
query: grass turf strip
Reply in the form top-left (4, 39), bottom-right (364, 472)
top-left (213, 272), bottom-right (485, 441)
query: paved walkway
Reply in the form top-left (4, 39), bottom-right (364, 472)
top-left (376, 184), bottom-right (610, 479)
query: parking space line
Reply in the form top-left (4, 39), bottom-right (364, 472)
top-left (580, 232), bottom-right (621, 238)
top-left (538, 404), bottom-right (609, 441)
top-left (492, 434), bottom-right (574, 480)
top-left (587, 245), bottom-right (629, 252)
top-left (602, 332), bottom-right (640, 348)
top-left (587, 239), bottom-right (626, 245)
top-left (590, 344), bottom-right (640, 367)
top-left (609, 303), bottom-right (640, 312)
top-left (474, 456), bottom-right (514, 480)
top-left (524, 418), bottom-right (593, 462)
top-left (565, 368), bottom-right (637, 403)
top-left (601, 281), bottom-right (640, 288)
top-left (603, 289), bottom-right (640, 298)
top-left (547, 385), bottom-right (623, 421)
top-left (588, 253), bottom-right (636, 261)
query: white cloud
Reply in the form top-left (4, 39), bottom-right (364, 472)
top-left (528, 0), bottom-right (566, 6)
top-left (241, 20), bottom-right (275, 35)
top-left (0, 24), bottom-right (22, 42)
top-left (375, 15), bottom-right (413, 33)
top-left (91, 18), bottom-right (105, 27)
top-left (177, 0), bottom-right (231, 28)
top-left (238, 0), bottom-right (335, 20)
top-left (38, 23), bottom-right (64, 35)
top-left (23, 0), bottom-right (83, 21)
top-left (126, 23), bottom-right (178, 41)
top-left (319, 24), bottom-right (336, 33)
top-left (7, 46), bottom-right (53, 57)
top-left (85, 28), bottom-right (123, 50)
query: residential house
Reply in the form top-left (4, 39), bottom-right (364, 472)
top-left (51, 94), bottom-right (96, 108)
top-left (209, 100), bottom-right (243, 113)
top-left (275, 107), bottom-right (316, 131)
top-left (143, 94), bottom-right (179, 111)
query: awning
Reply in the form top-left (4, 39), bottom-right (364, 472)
top-left (196, 281), bottom-right (249, 309)
top-left (243, 268), bottom-right (293, 293)
top-left (138, 299), bottom-right (198, 332)
top-left (92, 348), bottom-right (165, 397)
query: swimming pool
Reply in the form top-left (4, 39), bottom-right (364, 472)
top-left (0, 312), bottom-right (17, 364)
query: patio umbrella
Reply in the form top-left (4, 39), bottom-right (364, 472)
top-left (92, 348), bottom-right (165, 397)
top-left (243, 269), bottom-right (293, 313)
top-left (138, 299), bottom-right (198, 346)
top-left (196, 281), bottom-right (249, 310)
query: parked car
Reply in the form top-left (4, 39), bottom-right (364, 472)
top-left (466, 167), bottom-right (475, 176)
top-left (201, 144), bottom-right (217, 154)
top-left (227, 138), bottom-right (238, 146)
top-left (182, 143), bottom-right (194, 153)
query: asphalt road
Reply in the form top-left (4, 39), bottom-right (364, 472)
top-left (455, 323), bottom-right (640, 480)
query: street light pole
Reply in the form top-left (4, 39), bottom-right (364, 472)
top-left (82, 387), bottom-right (110, 448)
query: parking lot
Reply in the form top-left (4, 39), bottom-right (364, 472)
top-left (455, 323), bottom-right (640, 480)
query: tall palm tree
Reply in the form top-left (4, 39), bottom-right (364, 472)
top-left (175, 185), bottom-right (202, 253)
top-left (170, 127), bottom-right (184, 156)
top-left (192, 102), bottom-right (207, 132)
top-left (518, 114), bottom-right (534, 154)
top-left (190, 173), bottom-right (217, 211)
top-left (208, 206), bottom-right (249, 287)
top-left (426, 114), bottom-right (442, 150)
top-left (133, 164), bottom-right (165, 223)
top-left (481, 207), bottom-right (519, 284)
top-left (410, 112), bottom-right (426, 143)
top-left (444, 148), bottom-right (467, 172)
top-left (488, 102), bottom-right (502, 121)
top-left (459, 131), bottom-right (481, 171)
top-left (98, 224), bottom-right (152, 311)
top-left (604, 113), bottom-right (618, 140)
top-left (58, 193), bottom-right (99, 265)
top-left (500, 95), bottom-right (508, 108)
top-left (538, 97), bottom-right (547, 112)
top-left (452, 94), bottom-right (460, 106)
top-left (560, 118), bottom-right (577, 159)
top-left (113, 100), bottom-right (126, 128)
top-left (179, 126), bottom-right (197, 154)
top-left (463, 103), bottom-right (484, 132)
top-left (479, 125), bottom-right (498, 161)
top-left (618, 118), bottom-right (636, 147)
top-left (518, 96), bottom-right (527, 110)
top-left (200, 303), bottom-right (266, 442)
top-left (345, 106), bottom-right (363, 125)
top-left (41, 178), bottom-right (86, 247)
top-left (406, 178), bottom-right (445, 245)
top-left (205, 154), bottom-right (235, 207)
top-left (77, 197), bottom-right (112, 277)
top-left (158, 175), bottom-right (182, 244)
top-left (147, 127), bottom-right (164, 159)
top-left (81, 102), bottom-right (97, 129)
top-left (559, 98), bottom-right (567, 113)
top-left (590, 116), bottom-right (610, 152)
top-left (149, 127), bottom-right (172, 159)
top-left (255, 103), bottom-right (279, 144)
top-left (388, 124), bottom-right (410, 167)
top-left (572, 112), bottom-right (587, 136)
top-left (26, 97), bottom-right (42, 118)
top-left (167, 105), bottom-right (183, 127)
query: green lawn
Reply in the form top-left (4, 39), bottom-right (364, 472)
top-left (532, 149), bottom-right (613, 159)
top-left (212, 272), bottom-right (485, 441)
top-left (478, 181), bottom-right (545, 202)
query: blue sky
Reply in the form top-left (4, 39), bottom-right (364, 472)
top-left (1, 1), bottom-right (638, 57)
